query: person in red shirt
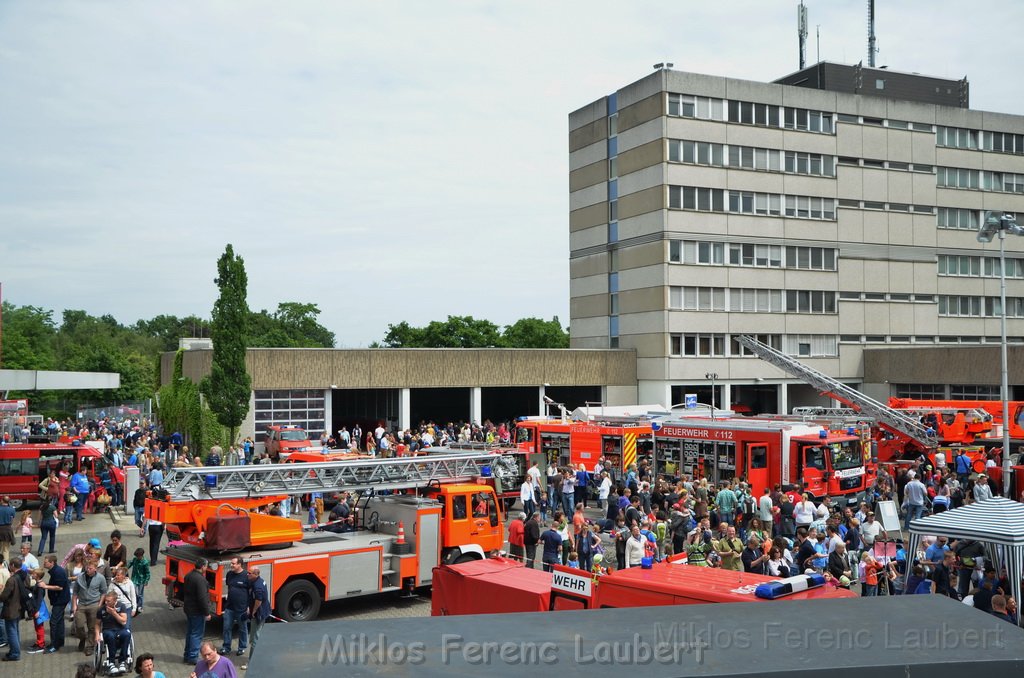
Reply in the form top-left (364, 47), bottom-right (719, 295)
top-left (507, 512), bottom-right (526, 563)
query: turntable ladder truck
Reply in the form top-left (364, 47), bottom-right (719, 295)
top-left (147, 452), bottom-right (506, 622)
top-left (734, 334), bottom-right (938, 460)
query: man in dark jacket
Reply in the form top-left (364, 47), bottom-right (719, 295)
top-left (39, 555), bottom-right (71, 653)
top-left (0, 556), bottom-right (24, 661)
top-left (523, 513), bottom-right (541, 569)
top-left (182, 558), bottom-right (211, 664)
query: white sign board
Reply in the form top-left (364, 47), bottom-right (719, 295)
top-left (876, 500), bottom-right (902, 533)
top-left (551, 570), bottom-right (592, 598)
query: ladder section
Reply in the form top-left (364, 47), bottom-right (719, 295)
top-left (735, 335), bottom-right (936, 449)
top-left (160, 452), bottom-right (498, 501)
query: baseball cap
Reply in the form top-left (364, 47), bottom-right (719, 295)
top-left (89, 538), bottom-right (101, 548)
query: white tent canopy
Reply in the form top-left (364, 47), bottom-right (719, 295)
top-left (907, 497), bottom-right (1024, 625)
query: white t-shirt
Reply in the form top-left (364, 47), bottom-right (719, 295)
top-left (861, 520), bottom-right (883, 545)
top-left (527, 466), bottom-right (542, 486)
top-left (794, 501), bottom-right (816, 525)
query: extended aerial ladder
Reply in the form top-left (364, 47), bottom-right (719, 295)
top-left (735, 334), bottom-right (937, 454)
top-left (147, 452), bottom-right (500, 548)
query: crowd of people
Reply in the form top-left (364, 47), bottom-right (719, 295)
top-left (504, 453), bottom-right (1019, 626)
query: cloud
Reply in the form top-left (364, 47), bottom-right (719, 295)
top-left (1, 1), bottom-right (1021, 345)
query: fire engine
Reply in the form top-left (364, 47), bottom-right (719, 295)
top-left (0, 442), bottom-right (106, 507)
top-left (514, 419), bottom-right (653, 479)
top-left (652, 416), bottom-right (868, 503)
top-left (889, 398), bottom-right (1024, 441)
top-left (147, 452), bottom-right (506, 622)
top-left (263, 424), bottom-right (313, 461)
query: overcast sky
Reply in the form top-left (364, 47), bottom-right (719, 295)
top-left (2, 1), bottom-right (1021, 347)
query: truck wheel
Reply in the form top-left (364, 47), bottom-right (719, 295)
top-left (275, 580), bottom-right (321, 622)
top-left (453, 554), bottom-right (478, 565)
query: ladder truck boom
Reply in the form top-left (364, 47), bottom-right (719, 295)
top-left (735, 334), bottom-right (937, 452)
top-left (158, 452), bottom-right (500, 501)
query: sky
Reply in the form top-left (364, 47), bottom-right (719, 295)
top-left (2, 1), bottom-right (1022, 347)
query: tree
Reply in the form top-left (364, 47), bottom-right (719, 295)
top-left (378, 316), bottom-right (504, 348)
top-left (502, 316), bottom-right (569, 348)
top-left (249, 302), bottom-right (335, 348)
top-left (376, 315), bottom-right (569, 349)
top-left (0, 303), bottom-right (57, 370)
top-left (206, 244), bottom-right (252, 444)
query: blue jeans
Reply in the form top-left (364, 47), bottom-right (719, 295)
top-left (75, 492), bottom-right (88, 520)
top-left (184, 614), bottom-right (206, 662)
top-left (720, 511), bottom-right (735, 528)
top-left (248, 616), bottom-right (266, 660)
top-left (49, 601), bottom-right (67, 649)
top-left (904, 504), bottom-right (924, 532)
top-left (38, 519), bottom-right (57, 554)
top-left (221, 608), bottom-right (248, 652)
top-left (4, 618), bottom-right (19, 659)
top-left (135, 585), bottom-right (145, 610)
top-left (102, 628), bottom-right (130, 662)
top-left (134, 507), bottom-right (145, 528)
top-left (63, 504), bottom-right (74, 524)
top-left (561, 493), bottom-right (573, 516)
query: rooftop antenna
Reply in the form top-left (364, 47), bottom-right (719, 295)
top-left (797, 1), bottom-right (808, 69)
top-left (867, 0), bottom-right (877, 67)
top-left (816, 24), bottom-right (820, 64)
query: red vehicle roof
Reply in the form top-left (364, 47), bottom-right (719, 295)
top-left (601, 561), bottom-right (856, 603)
top-left (432, 557), bottom-right (551, 616)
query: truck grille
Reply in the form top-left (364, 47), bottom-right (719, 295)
top-left (839, 476), bottom-right (861, 491)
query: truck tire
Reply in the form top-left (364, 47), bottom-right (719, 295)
top-left (453, 554), bottom-right (478, 565)
top-left (275, 580), bottom-right (321, 622)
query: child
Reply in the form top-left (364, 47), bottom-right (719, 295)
top-left (28, 567), bottom-right (47, 652)
top-left (567, 551), bottom-right (580, 569)
top-left (19, 509), bottom-right (34, 546)
top-left (538, 491), bottom-right (550, 523)
top-left (127, 547), bottom-right (151, 615)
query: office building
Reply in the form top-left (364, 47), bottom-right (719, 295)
top-left (568, 63), bottom-right (1024, 413)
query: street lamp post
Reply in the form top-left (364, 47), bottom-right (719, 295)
top-left (705, 372), bottom-right (719, 421)
top-left (979, 211), bottom-right (1024, 497)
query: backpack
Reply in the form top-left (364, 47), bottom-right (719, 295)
top-left (17, 573), bottom-right (38, 620)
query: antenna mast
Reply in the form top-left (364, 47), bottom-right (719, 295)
top-left (867, 0), bottom-right (877, 67)
top-left (798, 1), bottom-right (808, 69)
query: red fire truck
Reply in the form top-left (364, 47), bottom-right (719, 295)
top-left (889, 398), bottom-right (1024, 442)
top-left (0, 443), bottom-right (105, 507)
top-left (514, 419), bottom-right (653, 479)
top-left (150, 452), bottom-right (506, 622)
top-left (653, 417), bottom-right (869, 504)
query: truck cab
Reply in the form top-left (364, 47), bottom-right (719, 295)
top-left (265, 425), bottom-right (311, 461)
top-left (426, 483), bottom-right (504, 562)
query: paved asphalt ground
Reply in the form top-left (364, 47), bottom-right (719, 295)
top-left (4, 505), bottom-right (433, 678)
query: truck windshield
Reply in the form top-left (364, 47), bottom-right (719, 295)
top-left (280, 431), bottom-right (308, 441)
top-left (828, 441), bottom-right (862, 470)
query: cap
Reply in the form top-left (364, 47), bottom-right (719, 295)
top-left (88, 538), bottom-right (101, 548)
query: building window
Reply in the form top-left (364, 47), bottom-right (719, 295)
top-left (784, 195), bottom-right (836, 220)
top-left (783, 107), bottom-right (833, 133)
top-left (939, 295), bottom-right (1024, 317)
top-left (936, 126), bottom-right (979, 149)
top-left (895, 384), bottom-right (945, 399)
top-left (729, 334), bottom-right (782, 356)
top-left (670, 334), bottom-right (682, 356)
top-left (729, 288), bottom-right (784, 312)
top-left (667, 93), bottom-right (724, 120)
top-left (728, 243), bottom-right (782, 268)
top-left (785, 290), bottom-right (837, 314)
top-left (669, 140), bottom-right (725, 166)
top-left (668, 186), bottom-right (725, 211)
top-left (682, 333), bottom-right (727, 356)
top-left (727, 100), bottom-right (779, 127)
top-left (939, 254), bottom-right (1024, 278)
top-left (674, 287), bottom-right (727, 311)
top-left (785, 246), bottom-right (837, 271)
top-left (784, 151), bottom-right (835, 177)
top-left (951, 385), bottom-right (1001, 398)
top-left (253, 389), bottom-right (326, 443)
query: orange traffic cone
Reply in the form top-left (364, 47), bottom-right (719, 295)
top-left (396, 521), bottom-right (406, 545)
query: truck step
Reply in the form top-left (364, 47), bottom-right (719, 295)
top-left (382, 569), bottom-right (397, 575)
